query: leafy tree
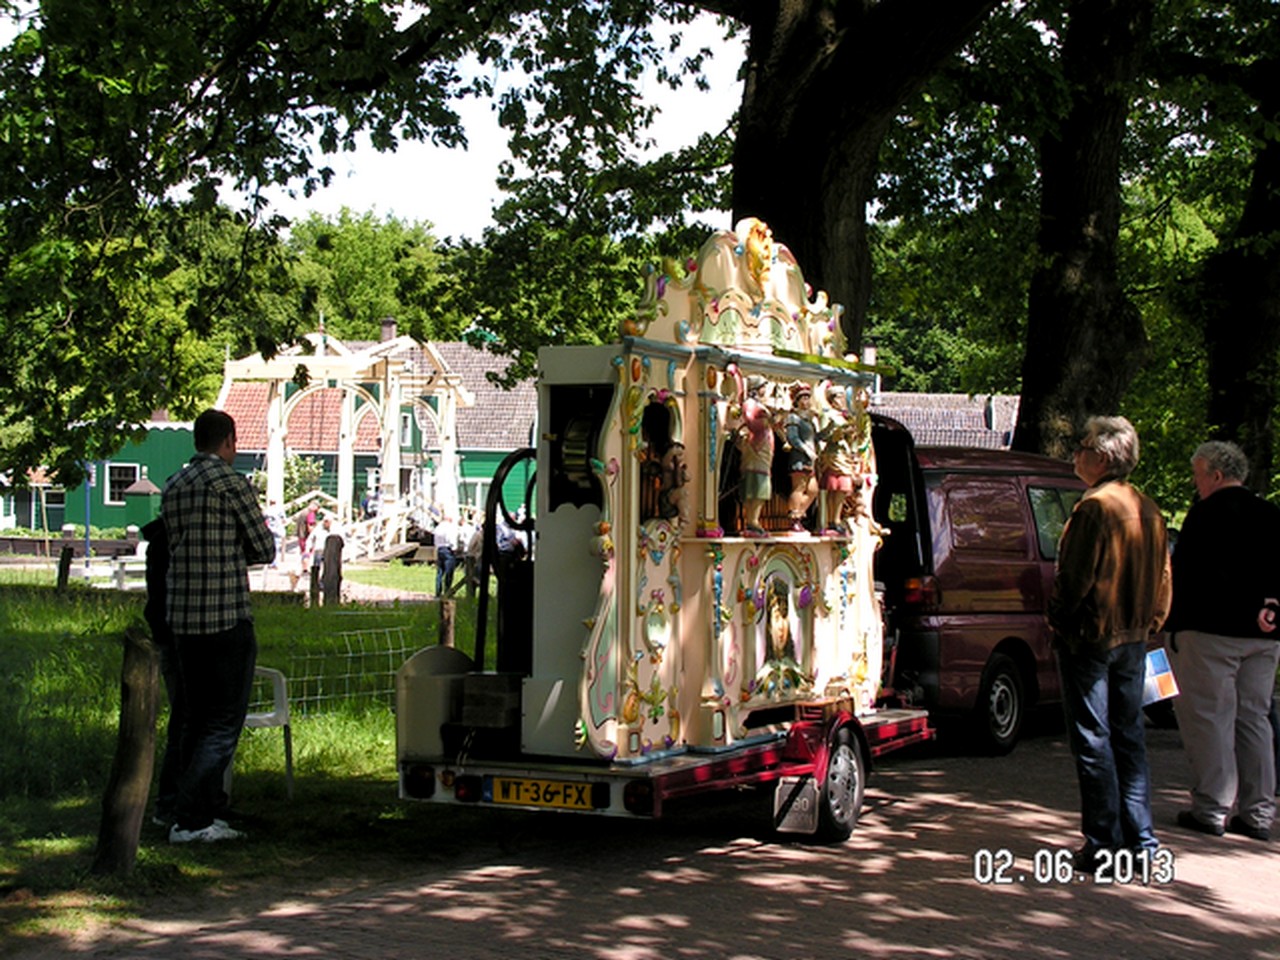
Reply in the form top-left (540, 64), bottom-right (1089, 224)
top-left (870, 0), bottom-right (1280, 497)
top-left (0, 0), bottom-right (541, 482)
top-left (444, 227), bottom-right (658, 387)
top-left (251, 454), bottom-right (325, 504)
top-left (1113, 183), bottom-right (1217, 511)
top-left (27, 0), bottom-right (1274, 499)
top-left (868, 3), bottom-right (1056, 396)
top-left (3, 0), bottom-right (1014, 474)
top-left (1146, 0), bottom-right (1280, 491)
top-left (0, 203), bottom-right (281, 483)
top-left (725, 0), bottom-right (1003, 349)
top-left (475, 0), bottom-right (1005, 354)
top-left (1013, 0), bottom-right (1156, 458)
top-left (287, 208), bottom-right (455, 342)
top-left (868, 217), bottom-right (1031, 395)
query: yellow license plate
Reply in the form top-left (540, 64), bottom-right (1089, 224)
top-left (490, 777), bottom-right (596, 810)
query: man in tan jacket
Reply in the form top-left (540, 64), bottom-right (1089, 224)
top-left (1049, 416), bottom-right (1172, 873)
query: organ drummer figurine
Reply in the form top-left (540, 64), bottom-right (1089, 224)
top-left (785, 382), bottom-right (819, 534)
top-left (735, 374), bottom-right (776, 538)
top-left (817, 384), bottom-right (858, 533)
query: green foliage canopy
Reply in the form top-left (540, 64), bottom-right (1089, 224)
top-left (0, 0), bottom-right (559, 482)
top-left (287, 208), bottom-right (455, 343)
top-left (868, 0), bottom-right (1279, 506)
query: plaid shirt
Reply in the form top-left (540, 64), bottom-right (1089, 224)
top-left (161, 453), bottom-right (275, 635)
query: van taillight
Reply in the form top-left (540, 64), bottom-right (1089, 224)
top-left (902, 576), bottom-right (939, 607)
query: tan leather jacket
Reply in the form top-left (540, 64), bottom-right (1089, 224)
top-left (1048, 478), bottom-right (1172, 654)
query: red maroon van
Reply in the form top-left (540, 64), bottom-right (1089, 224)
top-left (872, 417), bottom-right (1085, 753)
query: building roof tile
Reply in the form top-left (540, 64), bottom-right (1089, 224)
top-left (872, 391), bottom-right (1018, 449)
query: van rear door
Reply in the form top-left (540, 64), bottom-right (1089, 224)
top-left (870, 416), bottom-right (930, 607)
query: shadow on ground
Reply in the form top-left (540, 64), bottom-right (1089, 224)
top-left (4, 724), bottom-right (1278, 960)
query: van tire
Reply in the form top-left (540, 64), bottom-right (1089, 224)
top-left (976, 653), bottom-right (1024, 755)
top-left (816, 729), bottom-right (865, 842)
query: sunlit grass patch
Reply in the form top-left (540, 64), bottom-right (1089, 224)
top-left (0, 579), bottom-right (501, 942)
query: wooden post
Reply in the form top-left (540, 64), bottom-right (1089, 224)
top-left (438, 598), bottom-right (455, 648)
top-left (56, 545), bottom-right (73, 591)
top-left (309, 564), bottom-right (321, 607)
top-left (91, 627), bottom-right (159, 876)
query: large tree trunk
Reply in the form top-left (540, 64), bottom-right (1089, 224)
top-left (1012, 0), bottom-right (1153, 459)
top-left (1200, 79), bottom-right (1280, 493)
top-left (726, 0), bottom-right (1001, 351)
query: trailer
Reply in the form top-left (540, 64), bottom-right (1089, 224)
top-left (397, 220), bottom-right (932, 840)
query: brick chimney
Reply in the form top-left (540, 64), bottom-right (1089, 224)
top-left (381, 317), bottom-right (397, 341)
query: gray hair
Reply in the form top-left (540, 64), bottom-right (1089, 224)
top-left (1192, 440), bottom-right (1249, 482)
top-left (1083, 415), bottom-right (1140, 478)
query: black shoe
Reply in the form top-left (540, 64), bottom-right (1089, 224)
top-left (1226, 815), bottom-right (1270, 841)
top-left (1072, 845), bottom-right (1104, 874)
top-left (1176, 810), bottom-right (1225, 837)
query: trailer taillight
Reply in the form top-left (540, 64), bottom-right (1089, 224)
top-left (901, 576), bottom-right (939, 608)
top-left (402, 763), bottom-right (436, 799)
top-left (453, 775), bottom-right (484, 802)
top-left (623, 780), bottom-right (654, 816)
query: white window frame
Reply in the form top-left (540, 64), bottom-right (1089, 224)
top-left (105, 463), bottom-right (140, 506)
top-left (459, 478), bottom-right (491, 511)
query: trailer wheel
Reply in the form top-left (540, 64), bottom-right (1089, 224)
top-left (816, 729), bottom-right (865, 842)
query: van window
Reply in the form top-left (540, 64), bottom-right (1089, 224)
top-left (886, 491), bottom-right (909, 524)
top-left (945, 481), bottom-right (1027, 555)
top-left (1027, 486), bottom-right (1084, 559)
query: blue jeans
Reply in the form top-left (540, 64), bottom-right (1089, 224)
top-left (173, 621), bottom-right (257, 831)
top-left (436, 546), bottom-right (458, 596)
top-left (1056, 639), bottom-right (1157, 852)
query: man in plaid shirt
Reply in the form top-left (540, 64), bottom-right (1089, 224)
top-left (162, 409), bottom-right (275, 843)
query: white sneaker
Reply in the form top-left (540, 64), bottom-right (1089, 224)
top-left (169, 820), bottom-right (245, 843)
top-left (157, 814), bottom-right (227, 828)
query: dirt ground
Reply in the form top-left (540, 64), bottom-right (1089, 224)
top-left (5, 719), bottom-right (1277, 960)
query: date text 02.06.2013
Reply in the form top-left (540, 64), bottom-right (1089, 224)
top-left (972, 847), bottom-right (1175, 886)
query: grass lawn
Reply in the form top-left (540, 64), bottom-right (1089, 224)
top-left (0, 571), bottom-right (506, 948)
top-left (0, 757), bottom-right (544, 952)
top-left (342, 559), bottom-right (436, 593)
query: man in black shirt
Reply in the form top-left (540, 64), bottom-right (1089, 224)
top-left (1167, 440), bottom-right (1280, 842)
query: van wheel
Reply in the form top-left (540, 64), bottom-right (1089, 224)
top-left (976, 653), bottom-right (1024, 755)
top-left (816, 729), bottom-right (865, 842)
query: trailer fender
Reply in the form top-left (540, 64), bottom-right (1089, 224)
top-left (774, 713), bottom-right (869, 840)
top-left (815, 722), bottom-right (867, 841)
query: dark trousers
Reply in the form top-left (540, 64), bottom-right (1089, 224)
top-left (1056, 639), bottom-right (1157, 852)
top-left (155, 640), bottom-right (183, 819)
top-left (1271, 697), bottom-right (1280, 782)
top-left (173, 621), bottom-right (257, 831)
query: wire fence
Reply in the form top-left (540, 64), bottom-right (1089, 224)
top-left (253, 625), bottom-right (422, 716)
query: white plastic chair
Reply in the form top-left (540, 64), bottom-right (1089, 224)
top-left (225, 666), bottom-right (294, 799)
